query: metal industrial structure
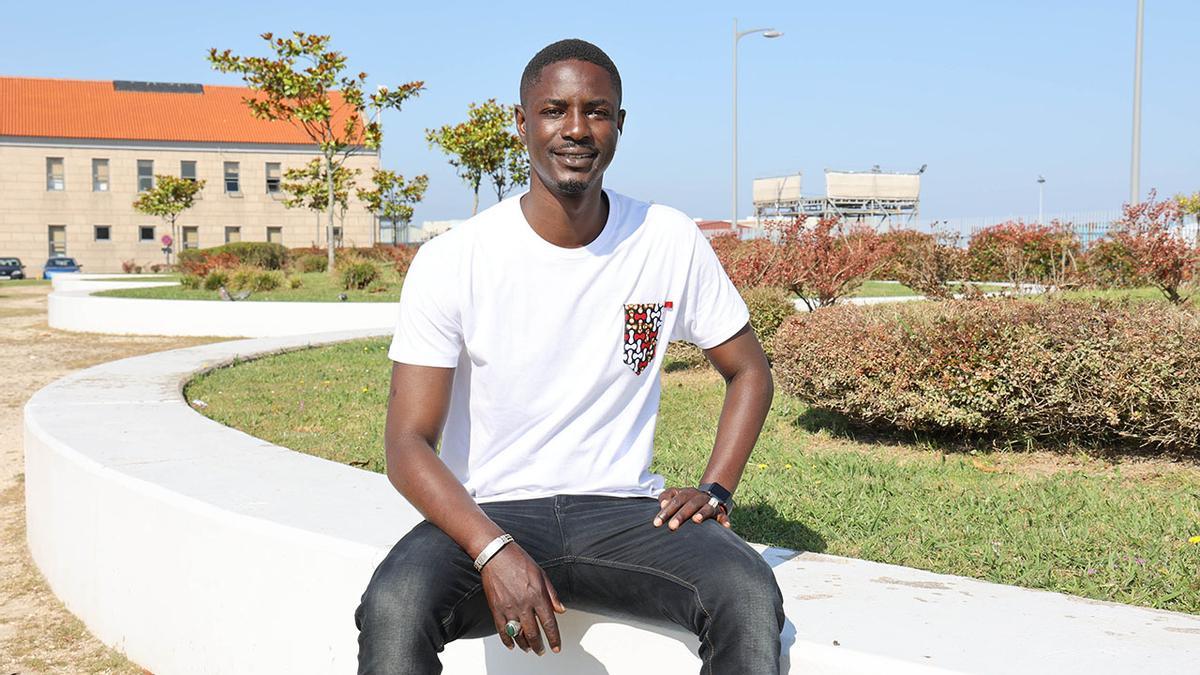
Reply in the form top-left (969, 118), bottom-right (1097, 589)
top-left (752, 167), bottom-right (924, 231)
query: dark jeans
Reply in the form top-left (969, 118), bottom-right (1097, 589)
top-left (355, 494), bottom-right (785, 674)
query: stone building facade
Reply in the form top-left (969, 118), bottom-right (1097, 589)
top-left (0, 77), bottom-right (380, 274)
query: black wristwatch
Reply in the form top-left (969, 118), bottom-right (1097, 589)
top-left (697, 481), bottom-right (735, 517)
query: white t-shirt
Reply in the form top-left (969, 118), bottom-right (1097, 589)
top-left (388, 188), bottom-right (749, 504)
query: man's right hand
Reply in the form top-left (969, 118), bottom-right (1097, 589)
top-left (480, 543), bottom-right (566, 655)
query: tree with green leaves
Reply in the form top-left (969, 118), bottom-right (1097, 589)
top-left (132, 174), bottom-right (205, 264)
top-left (426, 99), bottom-right (528, 215)
top-left (281, 158), bottom-right (359, 244)
top-left (209, 32), bottom-right (423, 273)
top-left (357, 169), bottom-right (429, 244)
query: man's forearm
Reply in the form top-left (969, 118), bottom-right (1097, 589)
top-left (698, 363), bottom-right (774, 493)
top-left (386, 435), bottom-right (506, 559)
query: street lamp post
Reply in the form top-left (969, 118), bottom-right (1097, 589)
top-left (1130, 0), bottom-right (1144, 204)
top-left (1037, 175), bottom-right (1046, 225)
top-left (733, 19), bottom-right (782, 235)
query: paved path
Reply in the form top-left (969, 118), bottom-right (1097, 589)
top-left (0, 282), bottom-right (223, 674)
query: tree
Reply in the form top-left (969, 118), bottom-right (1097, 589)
top-left (281, 159), bottom-right (358, 245)
top-left (132, 174), bottom-right (205, 264)
top-left (209, 32), bottom-right (423, 274)
top-left (357, 169), bottom-right (429, 244)
top-left (427, 99), bottom-right (528, 215)
top-left (1177, 191), bottom-right (1200, 225)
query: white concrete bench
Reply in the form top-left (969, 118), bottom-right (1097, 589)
top-left (47, 274), bottom-right (398, 337)
top-left (23, 330), bottom-right (1200, 674)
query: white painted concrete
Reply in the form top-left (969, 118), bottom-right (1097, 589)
top-left (24, 332), bottom-right (1200, 674)
top-left (47, 277), bottom-right (398, 337)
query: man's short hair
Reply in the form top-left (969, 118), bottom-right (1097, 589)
top-left (520, 39), bottom-right (622, 105)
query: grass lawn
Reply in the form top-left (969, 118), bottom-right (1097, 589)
top-left (1059, 286), bottom-right (1178, 303)
top-left (95, 269), bottom-right (403, 303)
top-left (845, 280), bottom-right (1008, 298)
top-left (185, 338), bottom-right (1200, 615)
top-left (0, 278), bottom-right (50, 287)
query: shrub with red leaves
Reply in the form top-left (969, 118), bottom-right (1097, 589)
top-left (1110, 192), bottom-right (1195, 304)
top-left (771, 299), bottom-right (1200, 450)
top-left (967, 221), bottom-right (1079, 286)
top-left (879, 229), bottom-right (970, 299)
top-left (767, 216), bottom-right (891, 309)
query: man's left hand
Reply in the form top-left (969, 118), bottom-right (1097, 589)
top-left (653, 487), bottom-right (731, 530)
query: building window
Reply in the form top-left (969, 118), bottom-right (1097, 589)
top-left (182, 226), bottom-right (199, 250)
top-left (181, 160), bottom-right (197, 182)
top-left (48, 225), bottom-right (67, 256)
top-left (224, 162), bottom-right (240, 193)
top-left (265, 162), bottom-right (282, 193)
top-left (139, 226), bottom-right (156, 242)
top-left (94, 225), bottom-right (111, 241)
top-left (92, 159), bottom-right (110, 192)
top-left (224, 226), bottom-right (241, 244)
top-left (332, 226), bottom-right (343, 246)
top-left (46, 157), bottom-right (65, 191)
top-left (266, 226), bottom-right (283, 244)
top-left (137, 159), bottom-right (154, 192)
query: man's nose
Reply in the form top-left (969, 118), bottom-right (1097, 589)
top-left (561, 108), bottom-right (590, 143)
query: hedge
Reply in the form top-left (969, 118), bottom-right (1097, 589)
top-left (772, 299), bottom-right (1200, 450)
top-left (179, 242), bottom-right (289, 273)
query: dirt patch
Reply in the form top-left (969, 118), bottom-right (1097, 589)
top-left (0, 284), bottom-right (225, 674)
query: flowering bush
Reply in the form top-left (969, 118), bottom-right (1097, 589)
top-left (967, 221), bottom-right (1079, 286)
top-left (1110, 192), bottom-right (1195, 304)
top-left (771, 299), bottom-right (1200, 450)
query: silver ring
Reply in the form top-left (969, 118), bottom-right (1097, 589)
top-left (707, 495), bottom-right (721, 510)
top-left (504, 619), bottom-right (521, 638)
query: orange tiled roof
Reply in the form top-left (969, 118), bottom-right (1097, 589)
top-left (0, 76), bottom-right (361, 145)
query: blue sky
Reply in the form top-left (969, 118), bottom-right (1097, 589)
top-left (4, 0), bottom-right (1196, 224)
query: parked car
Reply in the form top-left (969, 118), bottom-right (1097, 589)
top-left (42, 256), bottom-right (82, 279)
top-left (0, 257), bottom-right (26, 280)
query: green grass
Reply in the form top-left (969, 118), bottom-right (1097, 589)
top-left (0, 278), bottom-right (50, 286)
top-left (186, 338), bottom-right (1200, 615)
top-left (1059, 286), bottom-right (1178, 303)
top-left (842, 280), bottom-right (1008, 298)
top-left (96, 269), bottom-right (403, 303)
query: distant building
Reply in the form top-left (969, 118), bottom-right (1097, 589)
top-left (0, 76), bottom-right (379, 274)
top-left (693, 218), bottom-right (756, 240)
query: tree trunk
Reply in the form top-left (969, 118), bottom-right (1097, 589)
top-left (326, 155), bottom-right (336, 276)
top-left (472, 189), bottom-right (479, 216)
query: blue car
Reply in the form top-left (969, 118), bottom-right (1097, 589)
top-left (42, 256), bottom-right (82, 279)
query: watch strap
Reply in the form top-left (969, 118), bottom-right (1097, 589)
top-left (697, 481), bottom-right (735, 515)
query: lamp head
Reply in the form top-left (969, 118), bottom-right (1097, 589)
top-left (763, 30), bottom-right (784, 38)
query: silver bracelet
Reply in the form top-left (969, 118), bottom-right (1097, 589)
top-left (473, 533), bottom-right (514, 572)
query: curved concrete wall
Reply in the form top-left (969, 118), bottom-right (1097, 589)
top-left (47, 275), bottom-right (398, 337)
top-left (23, 332), bottom-right (1200, 674)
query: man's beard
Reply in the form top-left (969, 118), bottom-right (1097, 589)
top-left (555, 178), bottom-right (589, 194)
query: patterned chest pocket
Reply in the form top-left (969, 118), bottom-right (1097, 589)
top-left (622, 303), bottom-right (664, 375)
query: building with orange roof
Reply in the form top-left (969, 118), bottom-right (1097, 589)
top-left (0, 76), bottom-right (380, 275)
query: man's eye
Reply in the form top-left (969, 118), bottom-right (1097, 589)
top-left (589, 110), bottom-right (610, 118)
top-left (542, 109), bottom-right (564, 117)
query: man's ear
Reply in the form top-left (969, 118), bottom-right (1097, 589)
top-left (617, 108), bottom-right (626, 136)
top-left (514, 104), bottom-right (527, 144)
